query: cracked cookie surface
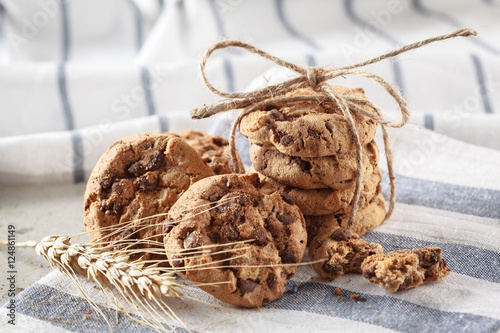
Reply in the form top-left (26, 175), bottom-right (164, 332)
top-left (178, 130), bottom-right (243, 175)
top-left (361, 248), bottom-right (450, 292)
top-left (250, 140), bottom-right (379, 190)
top-left (239, 85), bottom-right (378, 158)
top-left (83, 133), bottom-right (215, 260)
top-left (249, 166), bottom-right (382, 216)
top-left (164, 173), bottom-right (307, 308)
top-left (305, 193), bottom-right (385, 245)
top-left (309, 227), bottom-right (383, 279)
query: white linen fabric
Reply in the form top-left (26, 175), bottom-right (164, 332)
top-left (0, 0), bottom-right (499, 332)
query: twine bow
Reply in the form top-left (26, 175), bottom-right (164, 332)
top-left (191, 28), bottom-right (477, 227)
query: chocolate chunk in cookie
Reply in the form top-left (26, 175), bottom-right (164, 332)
top-left (309, 226), bottom-right (383, 279)
top-left (83, 133), bottom-right (215, 261)
top-left (305, 193), bottom-right (385, 245)
top-left (178, 130), bottom-right (244, 175)
top-left (164, 174), bottom-right (307, 308)
top-left (249, 166), bottom-right (382, 216)
top-left (250, 141), bottom-right (379, 190)
top-left (361, 247), bottom-right (450, 292)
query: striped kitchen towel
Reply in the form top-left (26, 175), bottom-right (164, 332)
top-left (0, 0), bottom-right (499, 332)
top-left (1, 119), bottom-right (500, 333)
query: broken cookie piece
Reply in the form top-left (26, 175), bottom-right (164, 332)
top-left (361, 247), bottom-right (450, 292)
top-left (309, 227), bottom-right (383, 279)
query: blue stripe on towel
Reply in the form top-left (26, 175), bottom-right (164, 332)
top-left (343, 0), bottom-right (406, 95)
top-left (277, 281), bottom-right (500, 333)
top-left (471, 54), bottom-right (494, 114)
top-left (391, 61), bottom-right (406, 97)
top-left (364, 232), bottom-right (500, 284)
top-left (306, 54), bottom-right (317, 67)
top-left (222, 57), bottom-right (235, 93)
top-left (423, 113), bottom-right (434, 130)
top-left (12, 284), bottom-right (190, 333)
top-left (57, 64), bottom-right (84, 183)
top-left (344, 0), bottom-right (398, 45)
top-left (57, 64), bottom-right (74, 130)
top-left (70, 130), bottom-right (84, 183)
top-left (127, 0), bottom-right (144, 51)
top-left (411, 0), bottom-right (499, 55)
top-left (208, 0), bottom-right (227, 36)
top-left (60, 0), bottom-right (70, 61)
top-left (383, 173), bottom-right (500, 219)
top-left (274, 1), bottom-right (320, 69)
top-left (158, 0), bottom-right (165, 11)
top-left (13, 281), bottom-right (499, 333)
top-left (158, 114), bottom-right (169, 133)
top-left (0, 4), bottom-right (5, 47)
top-left (58, 1), bottom-right (84, 183)
top-left (275, 0), bottom-right (321, 50)
top-left (208, 0), bottom-right (235, 93)
top-left (141, 66), bottom-right (157, 116)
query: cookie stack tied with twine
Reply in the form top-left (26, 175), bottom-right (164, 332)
top-left (243, 85), bottom-right (385, 244)
top-left (190, 28), bottom-right (477, 246)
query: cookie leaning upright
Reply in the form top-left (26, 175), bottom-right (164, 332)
top-left (83, 133), bottom-right (215, 259)
top-left (178, 130), bottom-right (244, 175)
top-left (164, 173), bottom-right (307, 308)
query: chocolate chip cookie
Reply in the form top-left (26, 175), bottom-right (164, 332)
top-left (309, 227), bottom-right (383, 279)
top-left (164, 173), bottom-right (307, 308)
top-left (361, 248), bottom-right (450, 292)
top-left (239, 85), bottom-right (378, 158)
top-left (305, 193), bottom-right (386, 245)
top-left (250, 140), bottom-right (379, 190)
top-left (249, 166), bottom-right (382, 216)
top-left (83, 133), bottom-right (215, 260)
top-left (178, 130), bottom-right (244, 175)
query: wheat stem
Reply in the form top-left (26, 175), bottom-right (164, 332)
top-left (33, 235), bottom-right (187, 332)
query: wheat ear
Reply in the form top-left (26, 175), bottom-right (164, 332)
top-left (35, 235), bottom-right (186, 332)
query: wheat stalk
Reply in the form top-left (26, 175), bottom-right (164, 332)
top-left (35, 235), bottom-right (182, 298)
top-left (2, 194), bottom-right (310, 331)
top-left (34, 235), bottom-right (186, 332)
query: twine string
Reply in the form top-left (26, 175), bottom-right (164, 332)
top-left (191, 28), bottom-right (477, 227)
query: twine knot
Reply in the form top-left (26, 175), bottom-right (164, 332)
top-left (306, 67), bottom-right (323, 91)
top-left (191, 28), bottom-right (477, 227)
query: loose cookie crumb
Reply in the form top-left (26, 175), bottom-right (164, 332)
top-left (350, 294), bottom-right (365, 302)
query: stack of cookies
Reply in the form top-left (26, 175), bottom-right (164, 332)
top-left (241, 85), bottom-right (386, 244)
